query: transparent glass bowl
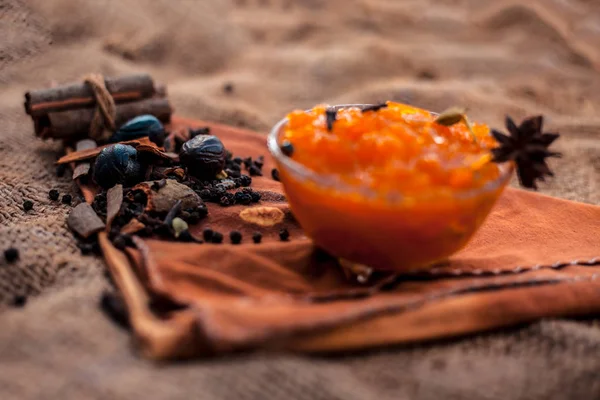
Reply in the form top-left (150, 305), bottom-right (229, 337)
top-left (268, 104), bottom-right (513, 272)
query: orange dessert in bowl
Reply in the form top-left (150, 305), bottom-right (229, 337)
top-left (268, 102), bottom-right (516, 273)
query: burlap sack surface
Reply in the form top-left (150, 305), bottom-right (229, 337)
top-left (3, 0), bottom-right (600, 398)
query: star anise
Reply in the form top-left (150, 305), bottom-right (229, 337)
top-left (491, 115), bottom-right (561, 189)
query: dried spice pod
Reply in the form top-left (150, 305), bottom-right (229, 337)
top-left (490, 115), bottom-right (561, 189)
top-left (109, 114), bottom-right (166, 146)
top-left (131, 179), bottom-right (203, 214)
top-left (106, 184), bottom-right (124, 230)
top-left (93, 144), bottom-right (145, 189)
top-left (67, 203), bottom-right (106, 238)
top-left (179, 135), bottom-right (226, 179)
top-left (434, 106), bottom-right (477, 142)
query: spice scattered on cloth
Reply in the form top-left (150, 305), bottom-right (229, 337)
top-left (67, 117), bottom-right (600, 360)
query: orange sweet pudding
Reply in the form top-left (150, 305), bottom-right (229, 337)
top-left (268, 102), bottom-right (513, 272)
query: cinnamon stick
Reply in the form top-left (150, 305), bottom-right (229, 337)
top-left (25, 74), bottom-right (157, 117)
top-left (36, 97), bottom-right (173, 140)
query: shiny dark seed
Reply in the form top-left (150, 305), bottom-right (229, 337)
top-left (230, 231), bottom-right (242, 244)
top-left (61, 194), bottom-right (72, 205)
top-left (250, 191), bottom-right (261, 202)
top-left (4, 248), bottom-right (19, 263)
top-left (279, 228), bottom-right (290, 241)
top-left (48, 189), bottom-right (60, 201)
top-left (252, 232), bottom-right (262, 244)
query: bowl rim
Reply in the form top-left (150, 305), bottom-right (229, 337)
top-left (267, 103), bottom-right (513, 201)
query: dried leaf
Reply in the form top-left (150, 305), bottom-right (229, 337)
top-left (239, 206), bottom-right (285, 227)
top-left (72, 163), bottom-right (90, 180)
top-left (106, 184), bottom-right (124, 229)
top-left (120, 218), bottom-right (146, 235)
top-left (67, 203), bottom-right (105, 238)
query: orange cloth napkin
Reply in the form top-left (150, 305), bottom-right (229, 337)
top-left (98, 116), bottom-right (600, 360)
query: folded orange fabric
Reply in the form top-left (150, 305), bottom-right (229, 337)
top-left (99, 116), bottom-right (600, 360)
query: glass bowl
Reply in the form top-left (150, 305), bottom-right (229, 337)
top-left (268, 104), bottom-right (513, 273)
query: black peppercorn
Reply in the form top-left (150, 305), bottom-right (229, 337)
top-left (271, 168), bottom-right (280, 181)
top-left (234, 192), bottom-right (253, 205)
top-left (239, 175), bottom-right (252, 187)
top-left (219, 193), bottom-right (235, 207)
top-left (4, 248), bottom-right (19, 263)
top-left (179, 230), bottom-right (195, 242)
top-left (198, 189), bottom-right (213, 200)
top-left (113, 235), bottom-right (128, 251)
top-left (279, 228), bottom-right (290, 241)
top-left (211, 231), bottom-right (223, 243)
top-left (223, 82), bottom-right (234, 94)
top-left (233, 157), bottom-right (243, 165)
top-left (48, 189), bottom-right (60, 201)
top-left (12, 295), bottom-right (27, 308)
top-left (56, 164), bottom-right (67, 178)
top-left (78, 242), bottom-right (95, 255)
top-left (250, 191), bottom-right (261, 202)
top-left (225, 168), bottom-right (241, 178)
top-left (280, 140), bottom-right (294, 157)
top-left (248, 165), bottom-right (262, 176)
top-left (230, 231), bottom-right (242, 244)
top-left (203, 228), bottom-right (214, 242)
top-left (252, 232), bottom-right (262, 244)
top-left (197, 204), bottom-right (209, 218)
top-left (100, 291), bottom-right (130, 330)
top-left (255, 156), bottom-right (264, 168)
top-left (23, 200), bottom-right (33, 212)
top-left (61, 194), bottom-right (72, 205)
top-left (179, 135), bottom-right (227, 180)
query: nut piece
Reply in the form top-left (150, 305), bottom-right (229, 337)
top-left (239, 206), bottom-right (285, 227)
